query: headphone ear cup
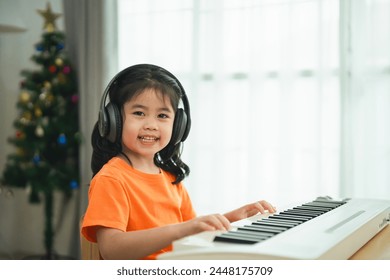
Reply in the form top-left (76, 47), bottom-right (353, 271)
top-left (105, 102), bottom-right (122, 143)
top-left (98, 106), bottom-right (108, 138)
top-left (171, 108), bottom-right (187, 146)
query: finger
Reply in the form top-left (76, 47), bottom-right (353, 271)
top-left (200, 223), bottom-right (217, 231)
top-left (259, 200), bottom-right (277, 213)
top-left (196, 216), bottom-right (218, 231)
top-left (255, 202), bottom-right (266, 214)
top-left (209, 214), bottom-right (230, 231)
top-left (217, 214), bottom-right (231, 230)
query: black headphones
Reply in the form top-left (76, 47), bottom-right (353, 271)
top-left (98, 64), bottom-right (191, 155)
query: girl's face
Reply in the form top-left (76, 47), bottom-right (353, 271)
top-left (121, 88), bottom-right (175, 163)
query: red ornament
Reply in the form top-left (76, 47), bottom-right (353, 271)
top-left (63, 65), bottom-right (71, 74)
top-left (49, 65), bottom-right (57, 73)
top-left (71, 94), bottom-right (79, 104)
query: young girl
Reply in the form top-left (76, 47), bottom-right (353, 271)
top-left (81, 64), bottom-right (276, 260)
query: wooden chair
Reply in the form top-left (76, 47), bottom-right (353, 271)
top-left (80, 216), bottom-right (102, 260)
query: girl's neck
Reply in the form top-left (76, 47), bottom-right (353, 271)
top-left (119, 151), bottom-right (160, 174)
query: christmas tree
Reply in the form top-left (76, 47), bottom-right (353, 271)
top-left (1, 3), bottom-right (80, 259)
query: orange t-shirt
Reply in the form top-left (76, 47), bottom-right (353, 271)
top-left (81, 157), bottom-right (196, 260)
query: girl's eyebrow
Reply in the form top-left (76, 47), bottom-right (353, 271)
top-left (159, 107), bottom-right (174, 113)
top-left (130, 104), bottom-right (147, 110)
top-left (130, 103), bottom-right (174, 113)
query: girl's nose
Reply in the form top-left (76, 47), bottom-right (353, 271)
top-left (143, 117), bottom-right (158, 130)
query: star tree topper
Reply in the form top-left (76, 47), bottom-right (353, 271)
top-left (37, 3), bottom-right (61, 32)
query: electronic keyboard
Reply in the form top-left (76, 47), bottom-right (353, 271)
top-left (158, 197), bottom-right (390, 260)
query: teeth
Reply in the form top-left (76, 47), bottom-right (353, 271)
top-left (139, 136), bottom-right (158, 141)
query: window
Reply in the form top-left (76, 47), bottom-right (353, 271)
top-left (118, 0), bottom-right (390, 214)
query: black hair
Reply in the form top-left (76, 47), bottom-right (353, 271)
top-left (91, 66), bottom-right (190, 184)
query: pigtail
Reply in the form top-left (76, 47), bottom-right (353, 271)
top-left (154, 142), bottom-right (190, 184)
top-left (91, 122), bottom-right (121, 177)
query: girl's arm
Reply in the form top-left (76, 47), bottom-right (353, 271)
top-left (96, 214), bottom-right (230, 260)
top-left (224, 200), bottom-right (277, 223)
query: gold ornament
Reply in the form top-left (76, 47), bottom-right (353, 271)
top-left (16, 148), bottom-right (25, 156)
top-left (42, 117), bottom-right (49, 126)
top-left (43, 81), bottom-right (52, 89)
top-left (35, 125), bottom-right (44, 137)
top-left (22, 111), bottom-right (32, 121)
top-left (19, 91), bottom-right (31, 103)
top-left (55, 58), bottom-right (63, 66)
top-left (39, 92), bottom-right (47, 101)
top-left (37, 3), bottom-right (61, 33)
top-left (34, 107), bottom-right (43, 118)
top-left (45, 93), bottom-right (54, 106)
top-left (19, 117), bottom-right (29, 125)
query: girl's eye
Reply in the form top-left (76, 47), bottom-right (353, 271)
top-left (158, 113), bottom-right (169, 119)
top-left (133, 111), bottom-right (145, 116)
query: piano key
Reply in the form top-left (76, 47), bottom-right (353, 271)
top-left (239, 225), bottom-right (285, 234)
top-left (234, 229), bottom-right (275, 238)
top-left (281, 210), bottom-right (323, 217)
top-left (268, 215), bottom-right (310, 222)
top-left (227, 230), bottom-right (273, 239)
top-left (214, 233), bottom-right (265, 244)
top-left (256, 219), bottom-right (301, 227)
top-left (310, 200), bottom-right (344, 204)
top-left (251, 222), bottom-right (292, 229)
top-left (284, 208), bottom-right (324, 214)
top-left (311, 202), bottom-right (346, 207)
top-left (279, 212), bottom-right (319, 218)
top-left (301, 205), bottom-right (335, 210)
top-left (293, 206), bottom-right (332, 212)
top-left (312, 198), bottom-right (347, 205)
top-left (303, 202), bottom-right (344, 209)
top-left (214, 237), bottom-right (258, 244)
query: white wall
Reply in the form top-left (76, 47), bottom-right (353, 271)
top-left (0, 0), bottom-right (79, 259)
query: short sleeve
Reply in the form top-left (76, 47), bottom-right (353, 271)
top-left (81, 175), bottom-right (130, 242)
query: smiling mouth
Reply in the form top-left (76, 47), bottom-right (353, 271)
top-left (138, 136), bottom-right (159, 143)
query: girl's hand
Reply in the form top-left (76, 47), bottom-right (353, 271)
top-left (181, 214), bottom-right (231, 236)
top-left (224, 200), bottom-right (277, 223)
top-left (95, 214), bottom-right (231, 260)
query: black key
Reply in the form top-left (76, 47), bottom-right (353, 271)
top-left (293, 206), bottom-right (332, 212)
top-left (239, 225), bottom-right (285, 234)
top-left (281, 210), bottom-right (322, 217)
top-left (258, 217), bottom-right (301, 224)
top-left (303, 201), bottom-right (345, 209)
top-left (312, 199), bottom-right (346, 205)
top-left (269, 215), bottom-right (310, 222)
top-left (251, 222), bottom-right (291, 229)
top-left (256, 219), bottom-right (301, 227)
top-left (234, 229), bottom-right (275, 238)
top-left (214, 233), bottom-right (264, 244)
top-left (284, 208), bottom-right (324, 214)
top-left (224, 230), bottom-right (271, 239)
top-left (278, 212), bottom-right (318, 219)
top-left (301, 205), bottom-right (335, 211)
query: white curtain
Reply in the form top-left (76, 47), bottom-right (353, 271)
top-left (118, 0), bottom-right (390, 215)
top-left (340, 0), bottom-right (390, 200)
top-left (62, 0), bottom-right (118, 257)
